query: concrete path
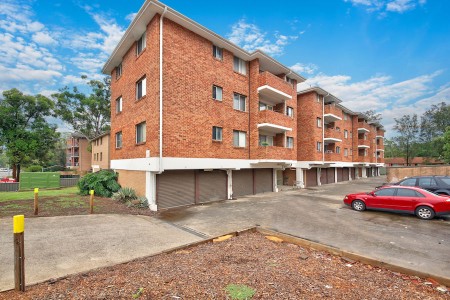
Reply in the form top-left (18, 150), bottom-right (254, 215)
top-left (0, 214), bottom-right (203, 291)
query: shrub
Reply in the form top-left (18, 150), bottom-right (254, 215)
top-left (112, 187), bottom-right (137, 203)
top-left (77, 170), bottom-right (120, 197)
top-left (26, 165), bottom-right (42, 172)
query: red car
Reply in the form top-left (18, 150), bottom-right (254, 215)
top-left (343, 186), bottom-right (450, 220)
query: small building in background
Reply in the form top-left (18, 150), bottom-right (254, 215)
top-left (91, 132), bottom-right (110, 172)
top-left (385, 157), bottom-right (446, 166)
top-left (66, 132), bottom-right (91, 173)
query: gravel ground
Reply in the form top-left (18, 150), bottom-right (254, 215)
top-left (1, 232), bottom-right (448, 300)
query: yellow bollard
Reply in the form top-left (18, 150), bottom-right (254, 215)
top-left (33, 188), bottom-right (39, 215)
top-left (89, 190), bottom-right (94, 214)
top-left (13, 215), bottom-right (25, 292)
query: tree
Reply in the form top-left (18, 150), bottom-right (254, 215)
top-left (53, 76), bottom-right (111, 139)
top-left (420, 102), bottom-right (450, 142)
top-left (393, 114), bottom-right (419, 166)
top-left (363, 110), bottom-right (382, 123)
top-left (0, 89), bottom-right (60, 180)
top-left (443, 127), bottom-right (450, 163)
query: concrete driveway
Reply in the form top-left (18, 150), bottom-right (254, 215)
top-left (157, 177), bottom-right (450, 280)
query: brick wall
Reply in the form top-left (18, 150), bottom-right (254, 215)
top-left (116, 170), bottom-right (146, 196)
top-left (297, 91), bottom-right (323, 161)
top-left (79, 138), bottom-right (91, 172)
top-left (91, 134), bottom-right (110, 170)
top-left (387, 166), bottom-right (450, 182)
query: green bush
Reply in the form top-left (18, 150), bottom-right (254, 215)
top-left (25, 165), bottom-right (42, 172)
top-left (77, 170), bottom-right (120, 197)
top-left (112, 187), bottom-right (137, 203)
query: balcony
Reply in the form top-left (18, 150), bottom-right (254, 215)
top-left (356, 155), bottom-right (371, 163)
top-left (358, 139), bottom-right (370, 148)
top-left (257, 71), bottom-right (293, 104)
top-left (324, 128), bottom-right (342, 143)
top-left (258, 110), bottom-right (293, 133)
top-left (357, 122), bottom-right (371, 133)
top-left (324, 152), bottom-right (342, 162)
top-left (324, 105), bottom-right (342, 123)
top-left (253, 145), bottom-right (295, 160)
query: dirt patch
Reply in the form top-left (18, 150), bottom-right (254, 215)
top-left (1, 232), bottom-right (448, 299)
top-left (0, 196), bottom-right (154, 218)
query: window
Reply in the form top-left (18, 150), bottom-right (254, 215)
top-left (336, 146), bottom-right (341, 154)
top-left (286, 106), bottom-right (294, 117)
top-left (440, 178), bottom-right (450, 185)
top-left (115, 131), bottom-right (122, 149)
top-left (212, 45), bottom-right (223, 60)
top-left (287, 137), bottom-right (294, 148)
top-left (136, 32), bottom-right (146, 55)
top-left (100, 152), bottom-right (103, 161)
top-left (233, 93), bottom-right (246, 111)
top-left (286, 76), bottom-right (295, 85)
top-left (233, 56), bottom-right (246, 75)
top-left (259, 102), bottom-right (273, 111)
top-left (317, 142), bottom-right (322, 152)
top-left (399, 178), bottom-right (416, 186)
top-left (344, 148), bottom-right (348, 157)
top-left (374, 188), bottom-right (396, 196)
top-left (116, 96), bottom-right (122, 113)
top-left (396, 188), bottom-right (421, 197)
top-left (212, 126), bottom-right (222, 141)
top-left (336, 127), bottom-right (341, 132)
top-left (317, 117), bottom-right (322, 128)
top-left (100, 137), bottom-right (102, 145)
top-left (136, 77), bottom-right (146, 99)
top-left (344, 113), bottom-right (348, 120)
top-left (317, 95), bottom-right (322, 103)
top-left (344, 130), bottom-right (348, 139)
top-left (233, 130), bottom-right (246, 147)
top-left (115, 63), bottom-right (122, 79)
top-left (136, 122), bottom-right (146, 144)
top-left (212, 85), bottom-right (223, 101)
top-left (418, 177), bottom-right (438, 187)
top-left (259, 135), bottom-right (273, 146)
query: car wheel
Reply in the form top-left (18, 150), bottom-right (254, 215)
top-left (415, 206), bottom-right (435, 220)
top-left (352, 200), bottom-right (366, 211)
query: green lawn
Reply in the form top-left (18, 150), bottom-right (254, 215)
top-left (0, 186), bottom-right (79, 202)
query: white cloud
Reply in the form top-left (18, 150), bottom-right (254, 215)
top-left (126, 12), bottom-right (137, 22)
top-left (345, 0), bottom-right (426, 13)
top-left (290, 63), bottom-right (318, 75)
top-left (227, 19), bottom-right (298, 56)
top-left (32, 31), bottom-right (57, 46)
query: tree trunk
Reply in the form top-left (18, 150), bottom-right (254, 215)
top-left (12, 164), bottom-right (17, 180)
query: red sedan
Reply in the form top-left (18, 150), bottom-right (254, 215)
top-left (343, 186), bottom-right (450, 220)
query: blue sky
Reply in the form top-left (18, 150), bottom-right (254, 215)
top-left (1, 0), bottom-right (449, 136)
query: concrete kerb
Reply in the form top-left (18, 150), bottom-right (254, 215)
top-left (3, 226), bottom-right (449, 292)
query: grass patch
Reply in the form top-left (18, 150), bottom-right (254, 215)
top-left (225, 284), bottom-right (255, 300)
top-left (0, 186), bottom-right (78, 202)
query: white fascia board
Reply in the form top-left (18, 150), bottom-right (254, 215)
top-left (324, 137), bottom-right (342, 143)
top-left (257, 123), bottom-right (292, 133)
top-left (257, 85), bottom-right (292, 100)
top-left (358, 128), bottom-right (370, 133)
top-left (376, 135), bottom-right (384, 139)
top-left (323, 113), bottom-right (342, 121)
top-left (357, 145), bottom-right (370, 149)
top-left (376, 149), bottom-right (385, 152)
top-left (111, 158), bottom-right (158, 171)
top-left (329, 162), bottom-right (357, 168)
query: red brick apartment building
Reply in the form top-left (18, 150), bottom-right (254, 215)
top-left (66, 132), bottom-right (91, 173)
top-left (102, 1), bottom-right (385, 210)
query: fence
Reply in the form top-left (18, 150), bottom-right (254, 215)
top-left (386, 165), bottom-right (450, 182)
top-left (0, 178), bottom-right (79, 192)
top-left (60, 178), bottom-right (80, 187)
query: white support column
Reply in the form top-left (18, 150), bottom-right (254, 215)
top-left (334, 168), bottom-right (338, 183)
top-left (227, 170), bottom-right (233, 199)
top-left (362, 167), bottom-right (367, 178)
top-left (146, 171), bottom-right (157, 211)
top-left (317, 168), bottom-right (322, 186)
top-left (296, 168), bottom-right (305, 188)
top-left (349, 168), bottom-right (353, 181)
top-left (273, 169), bottom-right (279, 192)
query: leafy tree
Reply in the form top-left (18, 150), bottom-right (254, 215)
top-left (363, 110), bottom-right (382, 123)
top-left (443, 127), bottom-right (450, 163)
top-left (393, 114), bottom-right (419, 166)
top-left (53, 76), bottom-right (111, 139)
top-left (420, 102), bottom-right (450, 142)
top-left (384, 138), bottom-right (403, 158)
top-left (0, 89), bottom-right (60, 180)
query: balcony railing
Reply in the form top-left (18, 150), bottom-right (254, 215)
top-left (324, 105), bottom-right (343, 119)
top-left (324, 152), bottom-right (342, 161)
top-left (357, 122), bottom-right (371, 133)
top-left (357, 139), bottom-right (370, 148)
top-left (258, 109), bottom-right (293, 131)
top-left (253, 145), bottom-right (295, 160)
top-left (257, 71), bottom-right (293, 104)
top-left (324, 128), bottom-right (342, 141)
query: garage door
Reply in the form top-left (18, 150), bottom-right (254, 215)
top-left (255, 168), bottom-right (273, 194)
top-left (305, 169), bottom-right (317, 187)
top-left (343, 168), bottom-right (350, 181)
top-left (336, 168), bottom-right (344, 182)
top-left (351, 168), bottom-right (356, 179)
top-left (366, 168), bottom-right (371, 177)
top-left (198, 170), bottom-right (227, 204)
top-left (232, 169), bottom-right (253, 197)
top-left (327, 168), bottom-right (335, 184)
top-left (157, 170), bottom-right (195, 209)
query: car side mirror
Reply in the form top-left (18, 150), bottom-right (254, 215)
top-left (370, 192), bottom-right (376, 196)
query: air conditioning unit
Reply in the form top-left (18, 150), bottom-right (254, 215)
top-left (325, 150), bottom-right (333, 154)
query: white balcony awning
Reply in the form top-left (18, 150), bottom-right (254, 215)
top-left (376, 149), bottom-right (385, 152)
top-left (324, 137), bottom-right (342, 144)
top-left (358, 145), bottom-right (370, 149)
top-left (376, 135), bottom-right (384, 139)
top-left (323, 113), bottom-right (342, 123)
top-left (257, 123), bottom-right (292, 134)
top-left (257, 85), bottom-right (292, 104)
top-left (358, 128), bottom-right (370, 133)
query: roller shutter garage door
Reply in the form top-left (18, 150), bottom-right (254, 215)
top-left (254, 168), bottom-right (273, 194)
top-left (327, 168), bottom-right (335, 184)
top-left (157, 170), bottom-right (195, 209)
top-left (342, 168), bottom-right (350, 181)
top-left (232, 169), bottom-right (253, 197)
top-left (366, 168), bottom-right (371, 177)
top-left (305, 169), bottom-right (318, 187)
top-left (320, 168), bottom-right (335, 185)
top-left (198, 170), bottom-right (227, 204)
top-left (351, 168), bottom-right (356, 179)
top-left (336, 168), bottom-right (344, 182)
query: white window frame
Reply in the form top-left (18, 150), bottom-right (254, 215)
top-left (115, 63), bottom-right (122, 79)
top-left (136, 32), bottom-right (146, 55)
top-left (286, 106), bottom-right (294, 117)
top-left (212, 85), bottom-right (223, 101)
top-left (212, 45), bottom-right (223, 60)
top-left (233, 130), bottom-right (246, 147)
top-left (336, 146), bottom-right (341, 154)
top-left (233, 56), bottom-right (247, 75)
top-left (286, 137), bottom-right (294, 148)
top-left (136, 77), bottom-right (147, 100)
top-left (136, 122), bottom-right (146, 144)
top-left (259, 102), bottom-right (273, 111)
top-left (317, 142), bottom-right (322, 152)
top-left (212, 126), bottom-right (223, 141)
top-left (259, 135), bottom-right (274, 146)
top-left (233, 93), bottom-right (246, 111)
top-left (317, 117), bottom-right (322, 128)
top-left (344, 130), bottom-right (348, 139)
top-left (116, 96), bottom-right (122, 113)
top-left (115, 132), bottom-right (122, 149)
top-left (344, 148), bottom-right (348, 157)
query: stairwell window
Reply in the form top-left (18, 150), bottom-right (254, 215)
top-left (115, 63), bottom-right (122, 79)
top-left (136, 77), bottom-right (146, 100)
top-left (317, 142), bottom-right (322, 152)
top-left (344, 148), bottom-right (348, 157)
top-left (233, 56), bottom-right (247, 75)
top-left (233, 130), bottom-right (246, 147)
top-left (212, 45), bottom-right (223, 60)
top-left (287, 137), bottom-right (294, 148)
top-left (136, 32), bottom-right (146, 55)
top-left (317, 117), bottom-right (322, 128)
top-left (233, 93), bottom-right (246, 111)
top-left (286, 106), bottom-right (294, 118)
top-left (136, 122), bottom-right (146, 144)
top-left (212, 126), bottom-right (223, 141)
top-left (344, 130), bottom-right (348, 139)
top-left (336, 146), bottom-right (341, 154)
top-left (115, 132), bottom-right (122, 149)
top-left (116, 96), bottom-right (122, 113)
top-left (212, 85), bottom-right (223, 101)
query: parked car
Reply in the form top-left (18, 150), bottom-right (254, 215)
top-left (377, 176), bottom-right (450, 195)
top-left (343, 186), bottom-right (450, 220)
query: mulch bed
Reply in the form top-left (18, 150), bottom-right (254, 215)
top-left (1, 232), bottom-right (448, 299)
